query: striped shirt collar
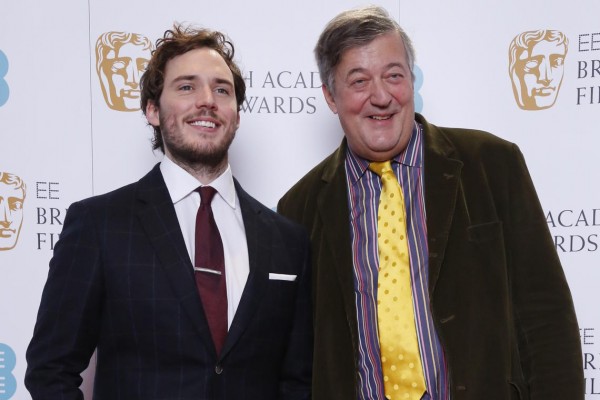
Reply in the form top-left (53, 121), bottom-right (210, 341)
top-left (345, 120), bottom-right (423, 184)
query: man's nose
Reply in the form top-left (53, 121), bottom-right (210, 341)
top-left (195, 87), bottom-right (217, 109)
top-left (370, 79), bottom-right (392, 107)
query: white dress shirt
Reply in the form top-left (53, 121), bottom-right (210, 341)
top-left (160, 157), bottom-right (249, 328)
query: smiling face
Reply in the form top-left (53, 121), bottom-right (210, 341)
top-left (323, 32), bottom-right (414, 162)
top-left (145, 48), bottom-right (240, 177)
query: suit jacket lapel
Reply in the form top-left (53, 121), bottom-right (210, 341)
top-left (219, 180), bottom-right (269, 359)
top-left (135, 164), bottom-right (217, 357)
top-left (418, 114), bottom-right (463, 294)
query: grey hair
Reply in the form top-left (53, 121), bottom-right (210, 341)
top-left (315, 5), bottom-right (416, 93)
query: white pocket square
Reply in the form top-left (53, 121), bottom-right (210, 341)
top-left (269, 273), bottom-right (297, 281)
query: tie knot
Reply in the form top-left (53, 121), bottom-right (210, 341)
top-left (369, 160), bottom-right (393, 177)
top-left (197, 186), bottom-right (218, 206)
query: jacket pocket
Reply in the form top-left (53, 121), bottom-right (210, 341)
top-left (467, 220), bottom-right (502, 243)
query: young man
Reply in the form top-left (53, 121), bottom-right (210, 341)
top-left (26, 25), bottom-right (312, 400)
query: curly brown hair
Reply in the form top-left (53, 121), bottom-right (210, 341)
top-left (140, 24), bottom-right (246, 153)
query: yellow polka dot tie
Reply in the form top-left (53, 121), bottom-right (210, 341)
top-left (369, 161), bottom-right (426, 400)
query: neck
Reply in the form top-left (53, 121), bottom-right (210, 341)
top-left (167, 154), bottom-right (228, 185)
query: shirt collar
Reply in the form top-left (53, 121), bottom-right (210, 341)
top-left (345, 120), bottom-right (423, 185)
top-left (160, 156), bottom-right (238, 209)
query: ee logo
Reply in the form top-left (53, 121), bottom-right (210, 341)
top-left (413, 64), bottom-right (424, 113)
top-left (0, 343), bottom-right (17, 399)
top-left (0, 50), bottom-right (9, 107)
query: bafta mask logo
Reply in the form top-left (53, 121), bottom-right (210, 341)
top-left (509, 30), bottom-right (569, 110)
top-left (0, 172), bottom-right (26, 251)
top-left (96, 32), bottom-right (153, 112)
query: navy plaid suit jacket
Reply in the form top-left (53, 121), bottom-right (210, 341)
top-left (25, 164), bottom-right (312, 400)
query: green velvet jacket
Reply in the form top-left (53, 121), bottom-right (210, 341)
top-left (277, 114), bottom-right (584, 400)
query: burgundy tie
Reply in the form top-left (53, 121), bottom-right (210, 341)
top-left (194, 186), bottom-right (227, 355)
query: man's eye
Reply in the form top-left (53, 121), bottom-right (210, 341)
top-left (216, 88), bottom-right (229, 95)
top-left (179, 85), bottom-right (193, 91)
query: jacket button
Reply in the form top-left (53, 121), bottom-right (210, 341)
top-left (215, 364), bottom-right (224, 374)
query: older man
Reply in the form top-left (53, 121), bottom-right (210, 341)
top-left (278, 6), bottom-right (583, 400)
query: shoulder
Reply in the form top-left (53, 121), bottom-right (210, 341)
top-left (68, 182), bottom-right (141, 223)
top-left (279, 143), bottom-right (345, 209)
top-left (235, 180), bottom-right (309, 240)
top-left (68, 165), bottom-right (163, 218)
top-left (418, 114), bottom-right (522, 165)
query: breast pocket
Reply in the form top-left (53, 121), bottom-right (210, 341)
top-left (265, 276), bottom-right (298, 314)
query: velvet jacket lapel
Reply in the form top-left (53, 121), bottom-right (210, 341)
top-left (315, 143), bottom-right (359, 343)
top-left (417, 114), bottom-right (464, 294)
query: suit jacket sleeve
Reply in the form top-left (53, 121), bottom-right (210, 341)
top-left (25, 201), bottom-right (103, 400)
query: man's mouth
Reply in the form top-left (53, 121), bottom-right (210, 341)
top-left (369, 115), bottom-right (392, 121)
top-left (190, 120), bottom-right (217, 129)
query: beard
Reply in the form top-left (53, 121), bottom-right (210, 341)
top-left (160, 112), bottom-right (236, 169)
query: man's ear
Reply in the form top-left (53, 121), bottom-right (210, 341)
top-left (322, 84), bottom-right (338, 114)
top-left (146, 100), bottom-right (160, 126)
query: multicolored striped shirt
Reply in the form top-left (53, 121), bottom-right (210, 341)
top-left (345, 122), bottom-right (449, 400)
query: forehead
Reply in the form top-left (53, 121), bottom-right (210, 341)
top-left (163, 47), bottom-right (233, 81)
top-left (336, 32), bottom-right (408, 73)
